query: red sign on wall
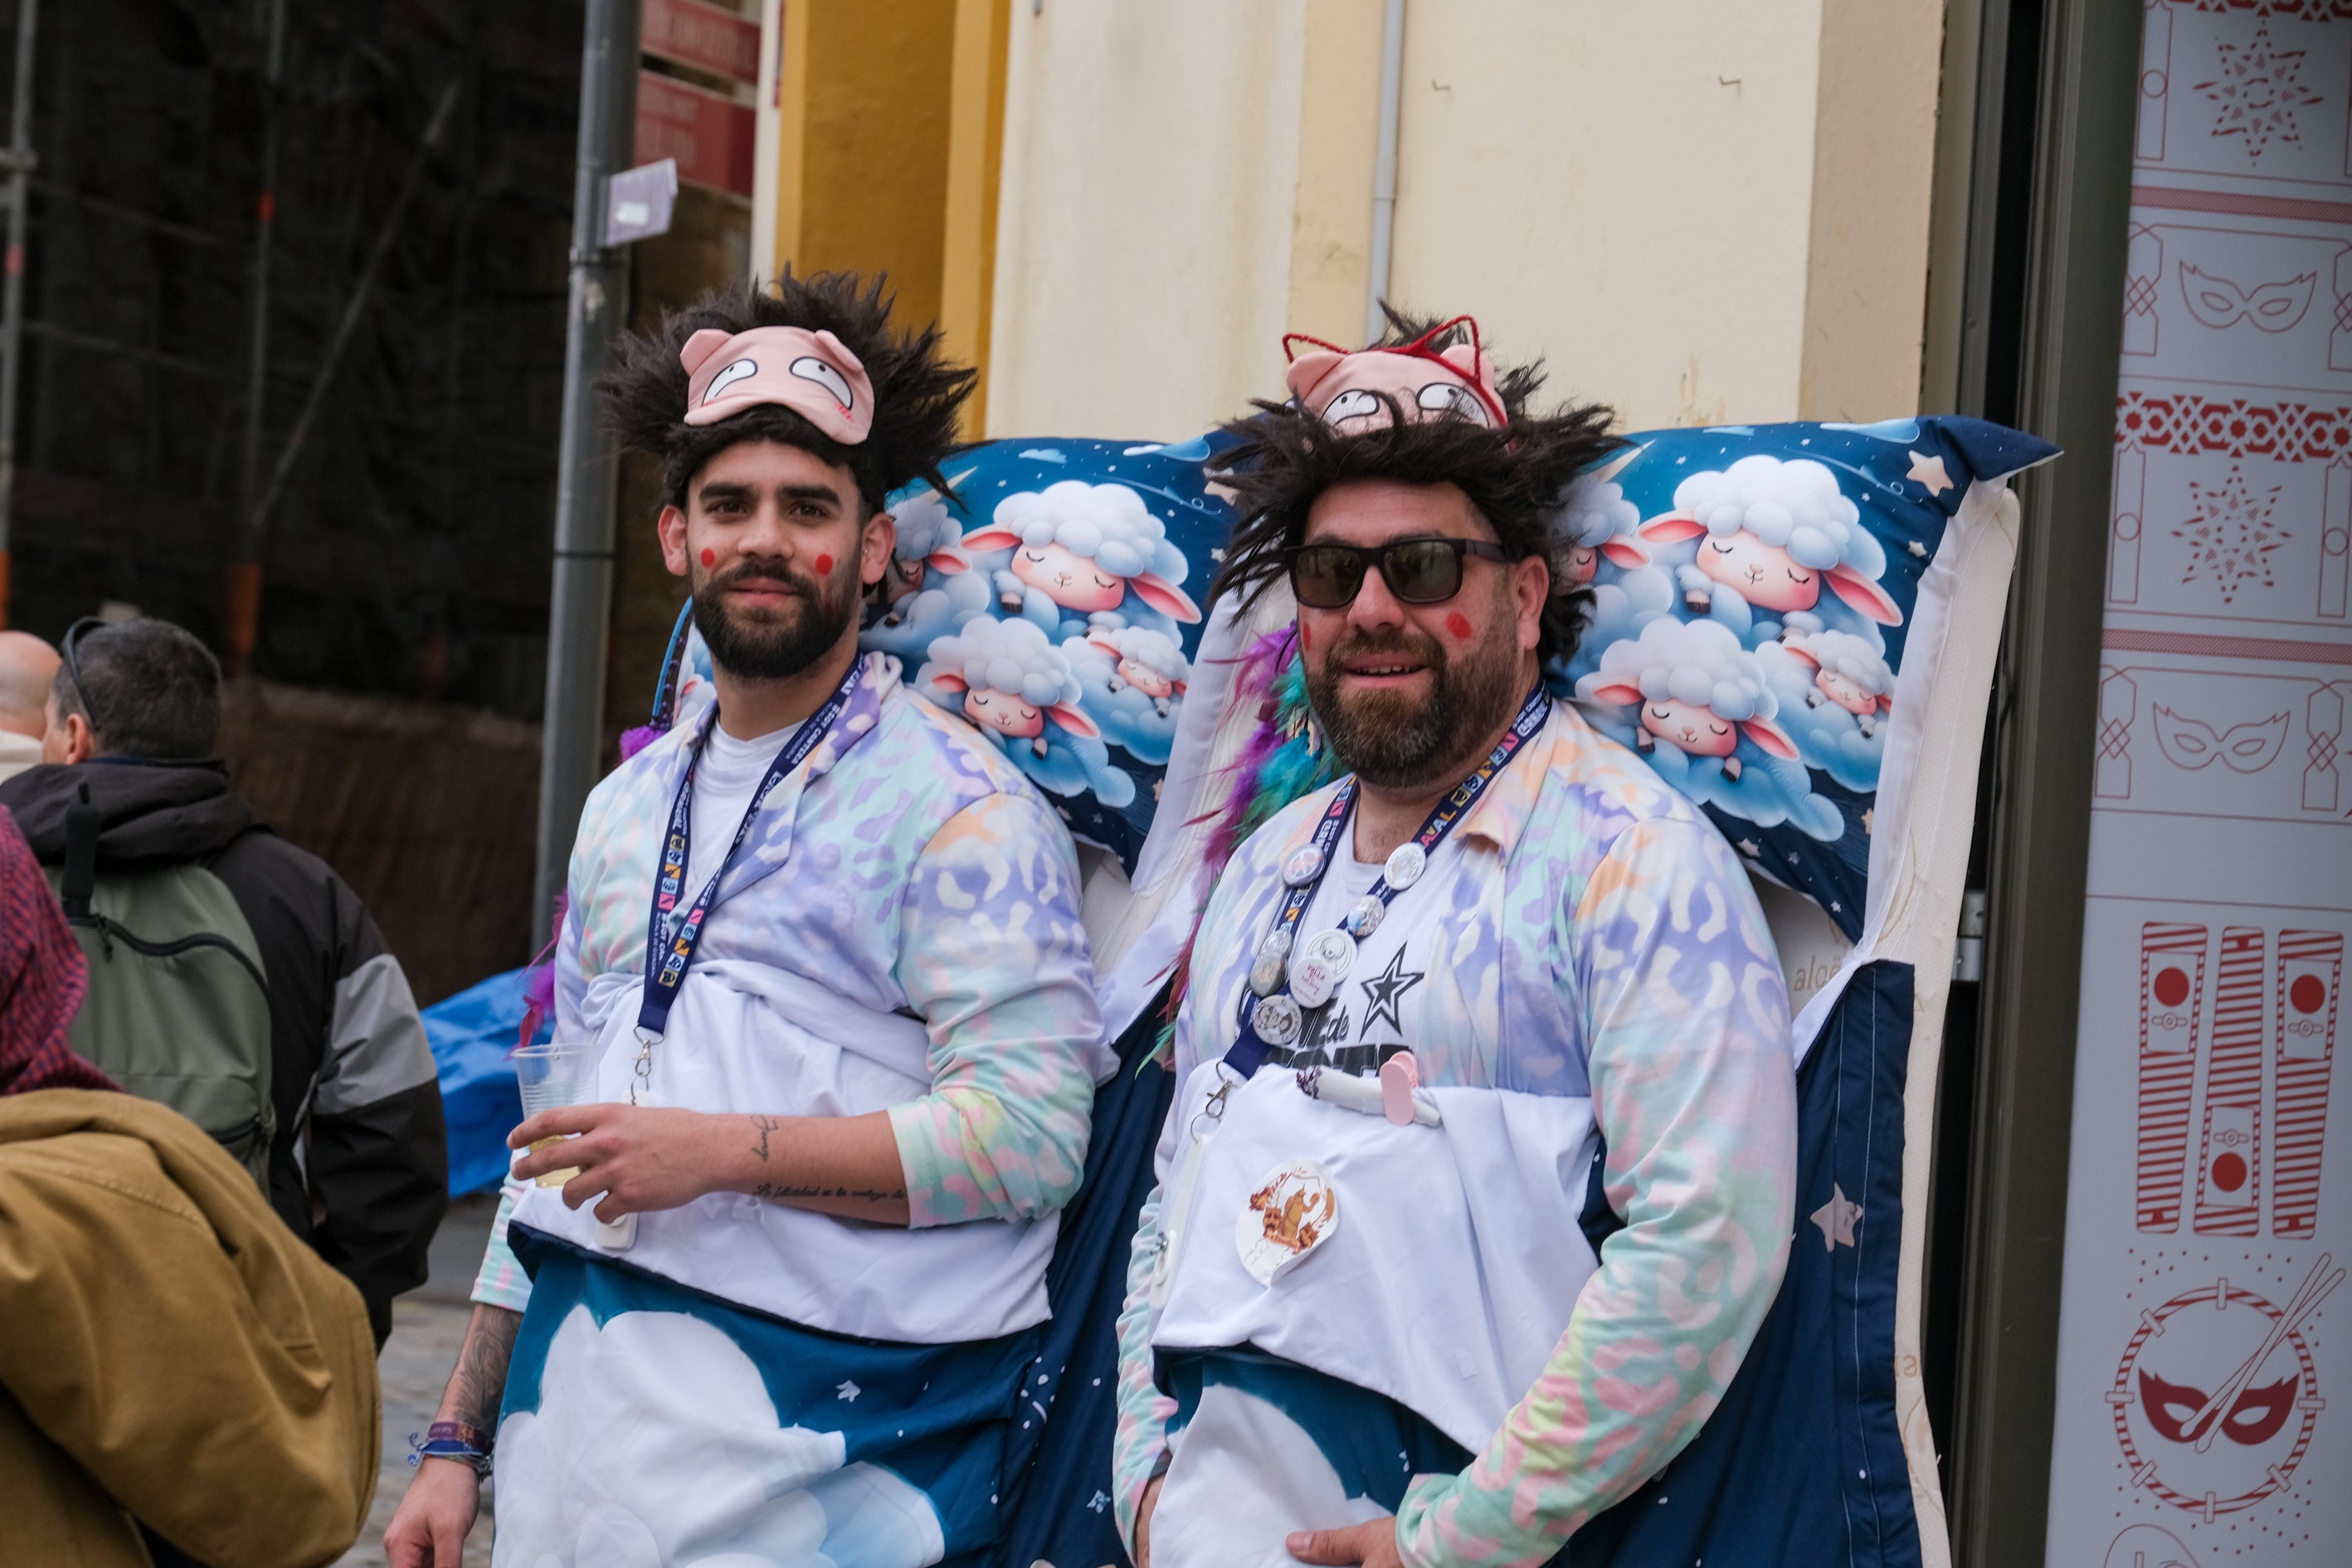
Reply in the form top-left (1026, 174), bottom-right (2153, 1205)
top-left (642, 0), bottom-right (762, 88)
top-left (636, 71), bottom-right (756, 198)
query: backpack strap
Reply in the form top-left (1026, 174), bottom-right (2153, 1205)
top-left (61, 782), bottom-right (100, 918)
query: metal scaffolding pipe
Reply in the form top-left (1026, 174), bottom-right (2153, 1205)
top-left (532, 0), bottom-right (640, 947)
top-left (0, 0), bottom-right (41, 626)
top-left (239, 0), bottom-right (288, 519)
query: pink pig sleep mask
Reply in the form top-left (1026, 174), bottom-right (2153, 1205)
top-left (1283, 314), bottom-right (1509, 431)
top-left (679, 325), bottom-right (876, 444)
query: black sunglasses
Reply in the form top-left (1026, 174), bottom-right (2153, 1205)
top-left (1284, 536), bottom-right (1510, 609)
top-left (59, 616), bottom-right (110, 735)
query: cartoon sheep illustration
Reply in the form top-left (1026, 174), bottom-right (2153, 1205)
top-left (1784, 625), bottom-right (1893, 738)
top-left (915, 615), bottom-right (1136, 806)
top-left (876, 484), bottom-right (972, 620)
top-left (1637, 455), bottom-right (1901, 647)
top-left (1060, 621), bottom-right (1190, 766)
top-left (1088, 624), bottom-right (1189, 716)
top-left (1550, 474), bottom-right (1651, 586)
top-left (957, 480), bottom-right (1202, 642)
top-left (1575, 616), bottom-right (1844, 841)
top-left (859, 568), bottom-right (995, 662)
top-left (1756, 621), bottom-right (1894, 794)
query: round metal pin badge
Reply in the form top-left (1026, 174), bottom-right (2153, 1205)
top-left (1383, 840), bottom-right (1428, 891)
top-left (1281, 845), bottom-right (1327, 887)
top-left (1303, 928), bottom-right (1358, 984)
top-left (1251, 994), bottom-right (1304, 1048)
top-left (1249, 949), bottom-right (1288, 996)
top-left (1290, 956), bottom-right (1338, 1010)
top-left (1345, 895), bottom-right (1385, 940)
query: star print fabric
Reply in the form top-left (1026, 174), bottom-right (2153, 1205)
top-left (1112, 704), bottom-right (1799, 1566)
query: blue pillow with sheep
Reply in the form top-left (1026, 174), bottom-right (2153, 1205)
top-left (1554, 415), bottom-right (2054, 937)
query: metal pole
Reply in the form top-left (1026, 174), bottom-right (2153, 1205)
top-left (239, 0), bottom-right (287, 517)
top-left (0, 0), bottom-right (42, 627)
top-left (533, 0), bottom-right (640, 947)
top-left (1363, 0), bottom-right (1405, 346)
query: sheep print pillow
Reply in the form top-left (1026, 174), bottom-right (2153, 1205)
top-left (1553, 415), bottom-right (2057, 938)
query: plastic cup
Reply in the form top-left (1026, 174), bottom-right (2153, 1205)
top-left (513, 1038), bottom-right (599, 1188)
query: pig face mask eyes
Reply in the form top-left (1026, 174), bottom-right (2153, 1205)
top-left (1322, 389), bottom-right (1380, 424)
top-left (1416, 382), bottom-right (1490, 422)
top-left (702, 358), bottom-right (759, 406)
top-left (790, 357), bottom-right (855, 411)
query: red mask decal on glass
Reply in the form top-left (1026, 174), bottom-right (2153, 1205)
top-left (2138, 1369), bottom-right (2299, 1445)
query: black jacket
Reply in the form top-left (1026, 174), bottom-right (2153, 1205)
top-left (1, 760), bottom-right (447, 1345)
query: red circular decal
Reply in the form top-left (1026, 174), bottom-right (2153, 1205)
top-left (2290, 973), bottom-right (2326, 1015)
top-left (2211, 1152), bottom-right (2248, 1192)
top-left (2153, 966), bottom-right (2190, 1007)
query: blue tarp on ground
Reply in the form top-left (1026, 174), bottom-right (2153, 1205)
top-left (421, 966), bottom-right (548, 1195)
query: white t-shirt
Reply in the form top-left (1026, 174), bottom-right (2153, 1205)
top-left (1264, 827), bottom-right (1464, 1077)
top-left (684, 718), bottom-right (802, 898)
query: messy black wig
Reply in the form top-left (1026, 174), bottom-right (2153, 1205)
top-left (601, 270), bottom-right (976, 515)
top-left (1208, 308), bottom-right (1620, 665)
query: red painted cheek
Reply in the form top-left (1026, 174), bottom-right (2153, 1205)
top-left (1298, 621), bottom-right (1312, 652)
top-left (1445, 611), bottom-right (1473, 641)
top-left (699, 548), bottom-right (716, 567)
top-left (814, 553), bottom-right (835, 577)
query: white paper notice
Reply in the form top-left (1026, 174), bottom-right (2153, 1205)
top-left (2044, 8), bottom-right (2352, 1566)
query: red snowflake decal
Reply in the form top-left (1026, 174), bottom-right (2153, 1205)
top-left (2195, 25), bottom-right (2324, 161)
top-left (2175, 465), bottom-right (2289, 602)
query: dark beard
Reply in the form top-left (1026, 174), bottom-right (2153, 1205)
top-left (1305, 611), bottom-right (1524, 792)
top-left (692, 555), bottom-right (859, 680)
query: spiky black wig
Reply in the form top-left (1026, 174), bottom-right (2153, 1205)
top-left (1208, 308), bottom-right (1621, 665)
top-left (601, 270), bottom-right (976, 515)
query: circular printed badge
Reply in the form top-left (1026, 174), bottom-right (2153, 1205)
top-left (1251, 993), bottom-right (1304, 1048)
top-left (1234, 1157), bottom-right (1340, 1285)
top-left (1249, 950), bottom-right (1288, 997)
top-left (1282, 845), bottom-right (1327, 888)
top-left (1345, 895), bottom-right (1385, 940)
top-left (1383, 841), bottom-right (1428, 891)
top-left (1303, 928), bottom-right (1358, 981)
top-left (1290, 955), bottom-right (1338, 1010)
top-left (1259, 924), bottom-right (1295, 959)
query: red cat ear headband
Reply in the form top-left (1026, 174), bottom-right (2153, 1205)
top-left (679, 325), bottom-right (876, 444)
top-left (1282, 314), bottom-right (1509, 431)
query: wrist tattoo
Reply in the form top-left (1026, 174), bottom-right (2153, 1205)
top-left (749, 1115), bottom-right (781, 1162)
top-left (447, 1306), bottom-right (522, 1431)
top-left (751, 1181), bottom-right (908, 1204)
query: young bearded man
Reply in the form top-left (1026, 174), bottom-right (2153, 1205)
top-left (385, 275), bottom-right (1109, 1568)
top-left (1112, 319), bottom-right (1799, 1568)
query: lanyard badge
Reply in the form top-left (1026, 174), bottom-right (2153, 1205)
top-left (1222, 684), bottom-right (1551, 1079)
top-left (631, 664), bottom-right (860, 1075)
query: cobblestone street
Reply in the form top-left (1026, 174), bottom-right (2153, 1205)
top-left (337, 1194), bottom-right (499, 1567)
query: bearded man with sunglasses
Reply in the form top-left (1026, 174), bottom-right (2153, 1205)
top-left (1111, 318), bottom-right (1798, 1568)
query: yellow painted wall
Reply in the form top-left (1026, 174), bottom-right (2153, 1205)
top-left (771, 0), bottom-right (959, 328)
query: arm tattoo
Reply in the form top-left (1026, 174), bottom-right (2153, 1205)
top-left (749, 1115), bottom-right (781, 1162)
top-left (444, 1304), bottom-right (523, 1431)
top-left (751, 1181), bottom-right (908, 1204)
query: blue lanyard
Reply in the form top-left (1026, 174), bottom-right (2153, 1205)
top-left (1221, 684), bottom-right (1551, 1079)
top-left (636, 665), bottom-right (858, 1040)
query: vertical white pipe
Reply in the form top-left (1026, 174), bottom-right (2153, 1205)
top-left (1364, 0), bottom-right (1405, 346)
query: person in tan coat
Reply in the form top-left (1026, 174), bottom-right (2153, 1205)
top-left (0, 806), bottom-right (380, 1568)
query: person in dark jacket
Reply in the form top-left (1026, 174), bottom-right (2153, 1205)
top-left (0, 616), bottom-right (446, 1346)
